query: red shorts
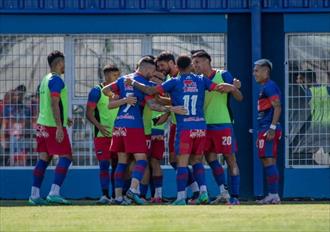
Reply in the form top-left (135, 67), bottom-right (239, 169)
top-left (257, 129), bottom-right (282, 159)
top-left (175, 129), bottom-right (206, 156)
top-left (94, 137), bottom-right (117, 161)
top-left (169, 123), bottom-right (176, 154)
top-left (151, 135), bottom-right (165, 160)
top-left (110, 127), bottom-right (148, 154)
top-left (36, 124), bottom-right (72, 156)
top-left (204, 127), bottom-right (237, 155)
top-left (145, 134), bottom-right (151, 154)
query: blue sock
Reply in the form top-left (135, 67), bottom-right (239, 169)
top-left (54, 157), bottom-right (71, 187)
top-left (132, 160), bottom-right (147, 181)
top-left (187, 167), bottom-right (196, 186)
top-left (265, 165), bottom-right (279, 194)
top-left (209, 160), bottom-right (225, 186)
top-left (176, 167), bottom-right (188, 192)
top-left (110, 159), bottom-right (118, 198)
top-left (114, 163), bottom-right (127, 189)
top-left (123, 178), bottom-right (131, 195)
top-left (99, 160), bottom-right (110, 197)
top-left (32, 159), bottom-right (48, 188)
top-left (140, 183), bottom-right (148, 198)
top-left (149, 175), bottom-right (155, 197)
top-left (170, 162), bottom-right (177, 170)
top-left (153, 175), bottom-right (163, 189)
top-left (192, 163), bottom-right (206, 188)
top-left (230, 175), bottom-right (240, 197)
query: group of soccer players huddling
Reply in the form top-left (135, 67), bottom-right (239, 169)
top-left (29, 49), bottom-right (282, 206)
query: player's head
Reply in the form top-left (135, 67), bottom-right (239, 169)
top-left (137, 56), bottom-right (156, 79)
top-left (103, 64), bottom-right (120, 83)
top-left (155, 51), bottom-right (176, 76)
top-left (47, 50), bottom-right (65, 74)
top-left (253, 58), bottom-right (272, 83)
top-left (296, 69), bottom-right (316, 85)
top-left (176, 55), bottom-right (192, 73)
top-left (191, 50), bottom-right (212, 75)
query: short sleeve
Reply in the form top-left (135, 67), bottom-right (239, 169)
top-left (87, 87), bottom-right (101, 108)
top-left (203, 76), bottom-right (217, 91)
top-left (221, 70), bottom-right (234, 84)
top-left (264, 83), bottom-right (280, 102)
top-left (48, 75), bottom-right (65, 97)
top-left (159, 79), bottom-right (176, 94)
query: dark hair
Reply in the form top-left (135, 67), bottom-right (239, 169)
top-left (156, 51), bottom-right (175, 63)
top-left (15, 84), bottom-right (27, 93)
top-left (103, 64), bottom-right (120, 75)
top-left (176, 55), bottom-right (191, 70)
top-left (298, 69), bottom-right (316, 83)
top-left (191, 50), bottom-right (211, 62)
top-left (47, 50), bottom-right (64, 67)
top-left (190, 49), bottom-right (206, 55)
top-left (137, 56), bottom-right (155, 68)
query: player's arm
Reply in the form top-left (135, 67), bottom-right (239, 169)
top-left (49, 77), bottom-right (65, 143)
top-left (85, 88), bottom-right (111, 137)
top-left (152, 112), bottom-right (170, 126)
top-left (155, 94), bottom-right (172, 105)
top-left (125, 78), bottom-right (158, 95)
top-left (215, 83), bottom-right (243, 101)
top-left (266, 98), bottom-right (281, 141)
top-left (219, 71), bottom-right (243, 101)
top-left (146, 98), bottom-right (187, 115)
top-left (108, 95), bottom-right (137, 109)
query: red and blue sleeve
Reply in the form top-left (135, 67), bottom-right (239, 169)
top-left (87, 87), bottom-right (101, 109)
top-left (221, 70), bottom-right (234, 84)
top-left (204, 77), bottom-right (217, 91)
top-left (158, 79), bottom-right (176, 94)
top-left (264, 83), bottom-right (280, 102)
top-left (48, 76), bottom-right (64, 97)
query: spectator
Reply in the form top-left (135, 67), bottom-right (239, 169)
top-left (1, 85), bottom-right (31, 166)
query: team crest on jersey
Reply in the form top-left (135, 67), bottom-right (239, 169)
top-left (112, 127), bottom-right (127, 137)
top-left (183, 80), bottom-right (198, 93)
top-left (189, 129), bottom-right (206, 138)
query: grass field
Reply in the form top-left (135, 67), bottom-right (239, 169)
top-left (0, 201), bottom-right (329, 232)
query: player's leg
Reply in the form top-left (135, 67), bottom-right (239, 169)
top-left (150, 157), bottom-right (163, 203)
top-left (126, 152), bottom-right (148, 205)
top-left (110, 152), bottom-right (118, 199)
top-left (190, 154), bottom-right (209, 204)
top-left (172, 154), bottom-right (189, 205)
top-left (256, 130), bottom-right (281, 204)
top-left (139, 163), bottom-right (150, 202)
top-left (224, 153), bottom-right (240, 205)
top-left (29, 152), bottom-right (52, 205)
top-left (114, 152), bottom-right (129, 204)
top-left (95, 137), bottom-right (112, 204)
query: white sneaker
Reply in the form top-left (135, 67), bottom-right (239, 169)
top-left (257, 193), bottom-right (281, 204)
top-left (96, 196), bottom-right (112, 205)
top-left (210, 190), bottom-right (230, 205)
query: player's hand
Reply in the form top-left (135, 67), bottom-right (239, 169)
top-left (67, 118), bottom-right (74, 128)
top-left (56, 126), bottom-right (64, 143)
top-left (216, 83), bottom-right (235, 93)
top-left (98, 125), bottom-right (111, 137)
top-left (233, 78), bottom-right (241, 89)
top-left (125, 77), bottom-right (134, 86)
top-left (125, 96), bottom-right (137, 105)
top-left (170, 106), bottom-right (188, 115)
top-left (264, 129), bottom-right (275, 141)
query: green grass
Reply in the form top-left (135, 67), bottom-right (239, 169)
top-left (0, 201), bottom-right (329, 232)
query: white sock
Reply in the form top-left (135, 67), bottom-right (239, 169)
top-left (269, 193), bottom-right (279, 197)
top-left (48, 184), bottom-right (60, 196)
top-left (190, 181), bottom-right (199, 193)
top-left (219, 184), bottom-right (226, 194)
top-left (155, 187), bottom-right (162, 198)
top-left (200, 185), bottom-right (207, 193)
top-left (31, 186), bottom-right (40, 199)
top-left (115, 196), bottom-right (123, 202)
top-left (177, 191), bottom-right (186, 200)
top-left (130, 187), bottom-right (138, 194)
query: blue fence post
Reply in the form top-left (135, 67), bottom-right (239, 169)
top-left (251, 0), bottom-right (264, 197)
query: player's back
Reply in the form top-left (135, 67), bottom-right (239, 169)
top-left (168, 73), bottom-right (209, 130)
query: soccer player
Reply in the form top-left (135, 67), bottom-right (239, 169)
top-left (86, 64), bottom-right (132, 204)
top-left (102, 56), bottom-right (186, 205)
top-left (156, 52), bottom-right (200, 202)
top-left (253, 59), bottom-right (282, 204)
top-left (192, 51), bottom-right (243, 205)
top-left (29, 51), bottom-right (72, 205)
top-left (127, 55), bottom-right (234, 205)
